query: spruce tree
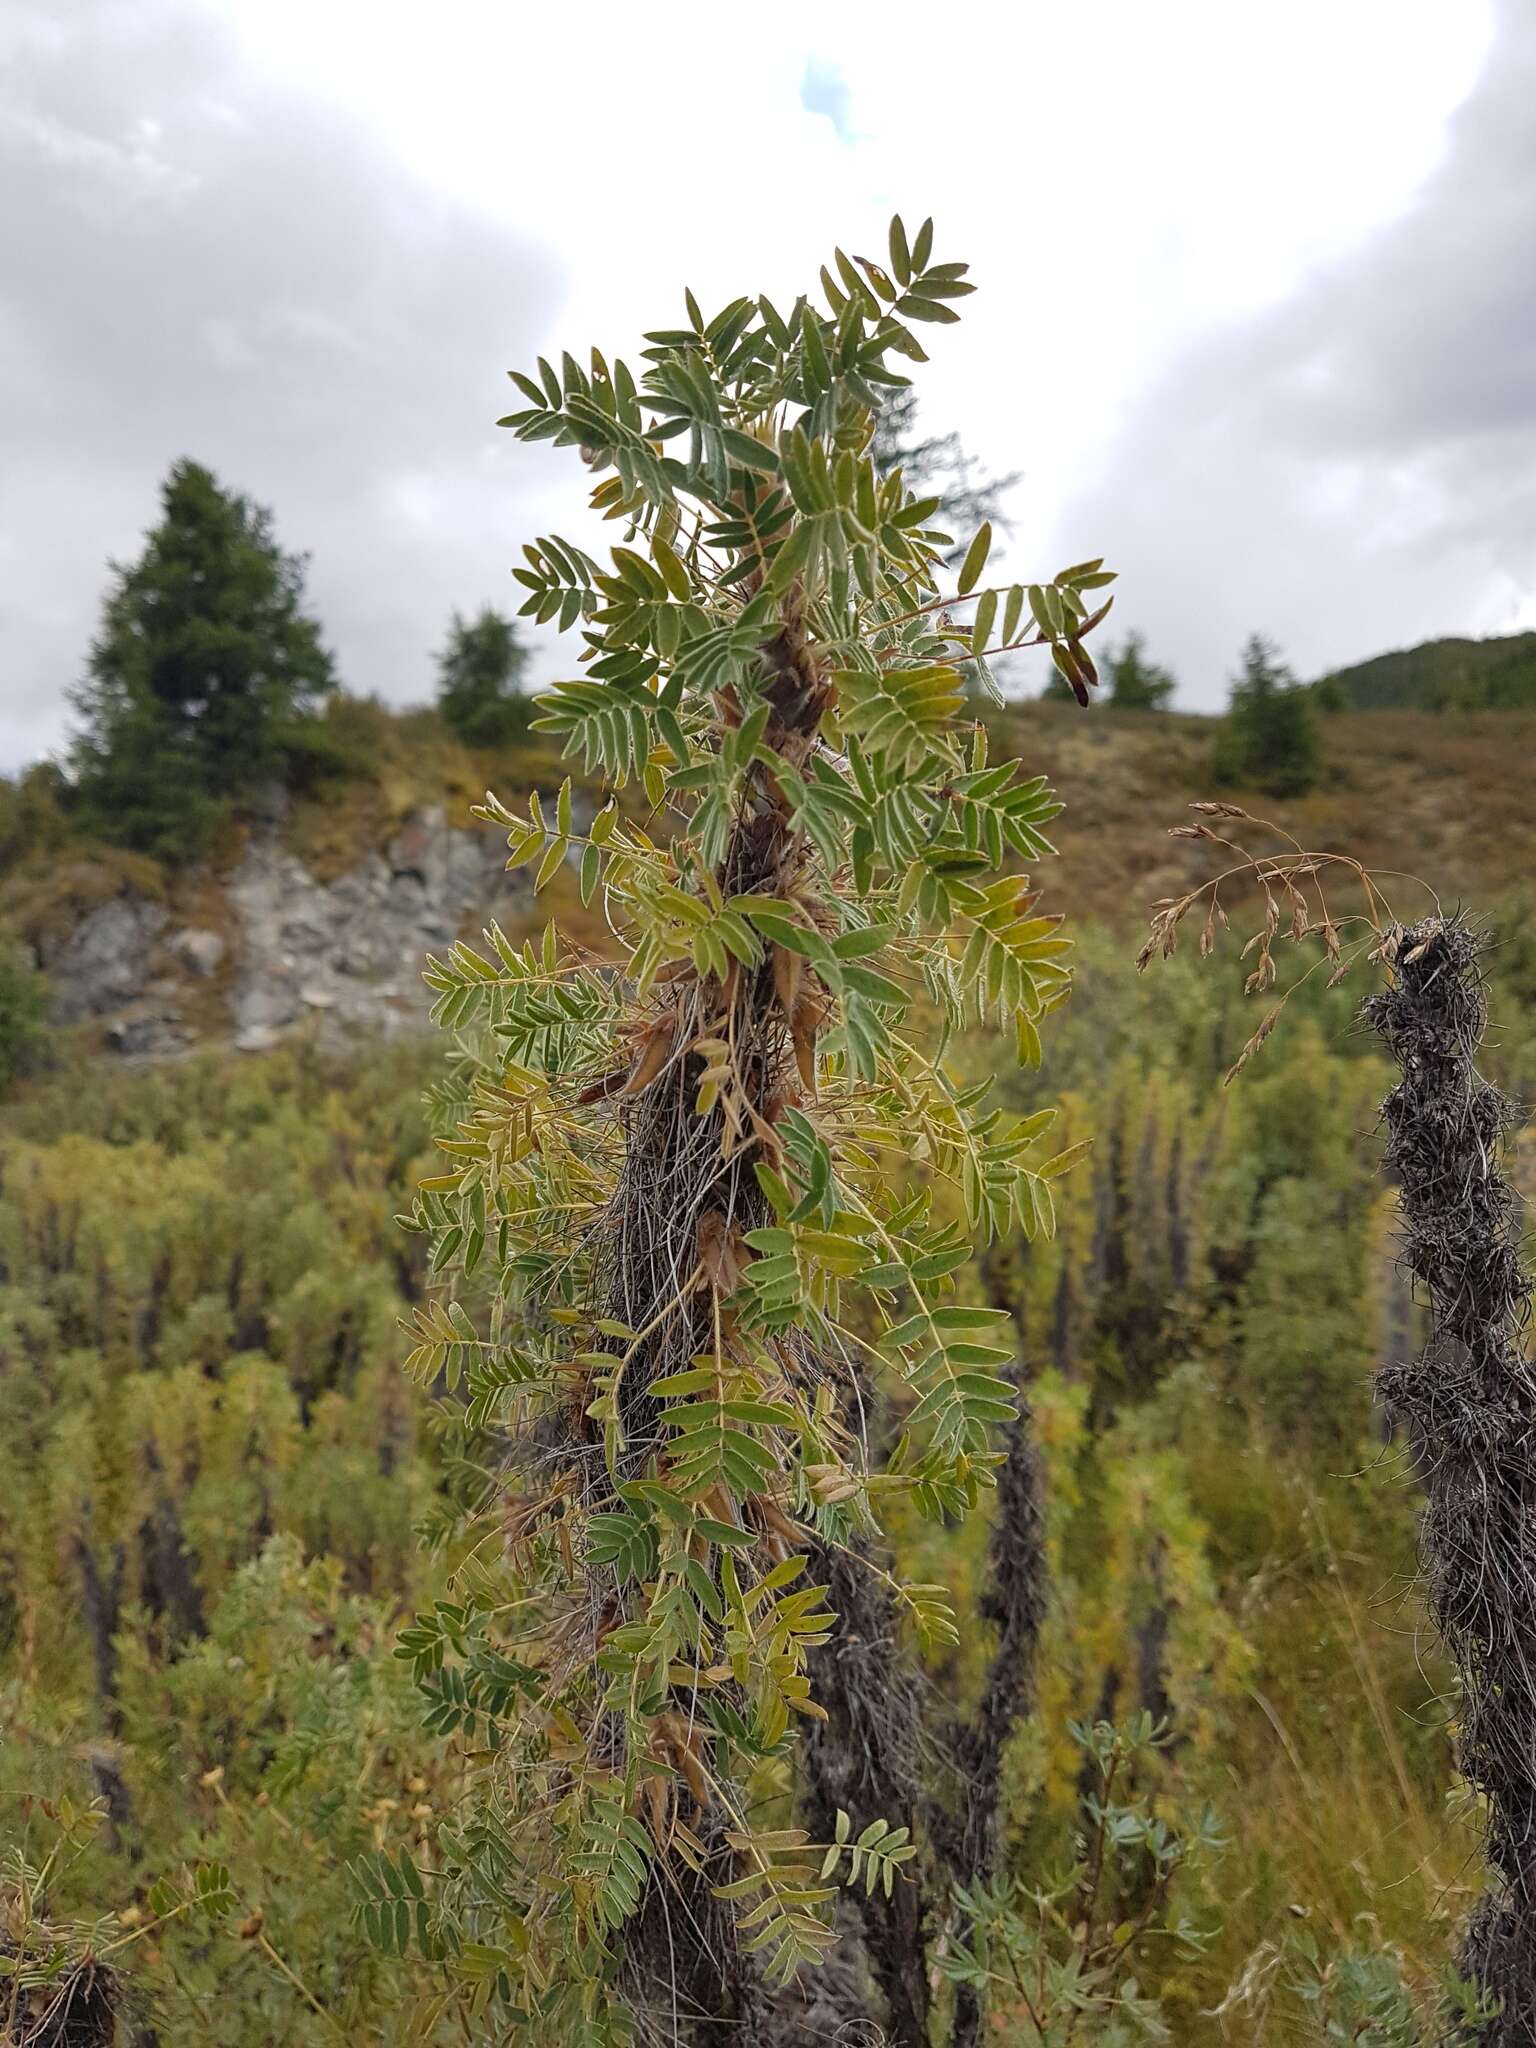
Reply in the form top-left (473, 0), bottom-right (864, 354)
top-left (1105, 629), bottom-right (1176, 711)
top-left (872, 385), bottom-right (1019, 536)
top-left (1211, 633), bottom-right (1321, 796)
top-left (70, 460), bottom-right (334, 858)
top-left (434, 606), bottom-right (530, 746)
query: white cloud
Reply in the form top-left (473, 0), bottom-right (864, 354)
top-left (0, 0), bottom-right (1509, 765)
top-left (1052, 0), bottom-right (1536, 701)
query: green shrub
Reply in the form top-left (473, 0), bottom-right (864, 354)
top-left (0, 762), bottom-right (72, 874)
top-left (0, 943), bottom-right (49, 1091)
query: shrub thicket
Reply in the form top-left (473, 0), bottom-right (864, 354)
top-left (0, 944), bottom-right (48, 1092)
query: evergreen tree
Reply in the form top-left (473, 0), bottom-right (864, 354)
top-left (1105, 629), bottom-right (1176, 711)
top-left (434, 606), bottom-right (530, 746)
top-left (1211, 634), bottom-right (1321, 796)
top-left (70, 460), bottom-right (334, 859)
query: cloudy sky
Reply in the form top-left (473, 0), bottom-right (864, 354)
top-left (2, 0), bottom-right (1530, 769)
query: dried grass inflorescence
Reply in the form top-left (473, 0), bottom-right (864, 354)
top-left (1364, 917), bottom-right (1536, 2040)
top-left (1138, 802), bottom-right (1436, 1083)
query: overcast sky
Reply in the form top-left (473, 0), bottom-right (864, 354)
top-left (2, 0), bottom-right (1530, 770)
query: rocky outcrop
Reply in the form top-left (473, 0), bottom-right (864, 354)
top-left (225, 806), bottom-right (520, 1053)
top-left (48, 897), bottom-right (171, 1023)
top-left (39, 806), bottom-right (527, 1060)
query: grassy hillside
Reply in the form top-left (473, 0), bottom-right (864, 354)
top-left (1314, 628), bottom-right (1536, 712)
top-left (985, 698), bottom-right (1536, 925)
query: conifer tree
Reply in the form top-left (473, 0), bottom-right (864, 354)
top-left (70, 460), bottom-right (334, 858)
top-left (871, 386), bottom-right (1020, 536)
top-left (1105, 629), bottom-right (1176, 711)
top-left (1210, 633), bottom-right (1320, 796)
top-left (435, 606), bottom-right (530, 746)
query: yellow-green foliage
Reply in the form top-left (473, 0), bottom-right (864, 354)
top-left (6, 889), bottom-right (1535, 2037)
top-left (0, 1045), bottom-right (438, 1693)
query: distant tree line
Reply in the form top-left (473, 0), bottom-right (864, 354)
top-left (6, 432), bottom-right (1351, 879)
top-left (1315, 629), bottom-right (1536, 713)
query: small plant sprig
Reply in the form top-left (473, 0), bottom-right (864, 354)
top-left (1138, 801), bottom-right (1440, 1083)
top-left (1, 1797), bottom-right (257, 2048)
top-left (1215, 1929), bottom-right (1497, 2044)
top-left (935, 1716), bottom-right (1225, 2040)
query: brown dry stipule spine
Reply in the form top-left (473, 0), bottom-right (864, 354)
top-left (1364, 917), bottom-right (1536, 2040)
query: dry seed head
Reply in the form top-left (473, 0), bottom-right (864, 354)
top-left (1224, 1003), bottom-right (1282, 1086)
top-left (1243, 952), bottom-right (1276, 996)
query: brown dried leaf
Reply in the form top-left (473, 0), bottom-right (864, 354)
top-left (576, 1069), bottom-right (627, 1106)
top-left (790, 991), bottom-right (823, 1096)
top-left (697, 1211), bottom-right (748, 1295)
top-left (772, 943), bottom-right (802, 1018)
top-left (619, 1013), bottom-right (678, 1097)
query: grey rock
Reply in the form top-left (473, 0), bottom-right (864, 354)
top-left (104, 1006), bottom-right (190, 1058)
top-left (234, 1023), bottom-right (283, 1054)
top-left (169, 928), bottom-right (225, 976)
top-left (51, 802), bottom-right (526, 1060)
top-left (246, 781), bottom-right (290, 827)
top-left (48, 896), bottom-right (169, 1022)
top-left (223, 807), bottom-right (522, 1054)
